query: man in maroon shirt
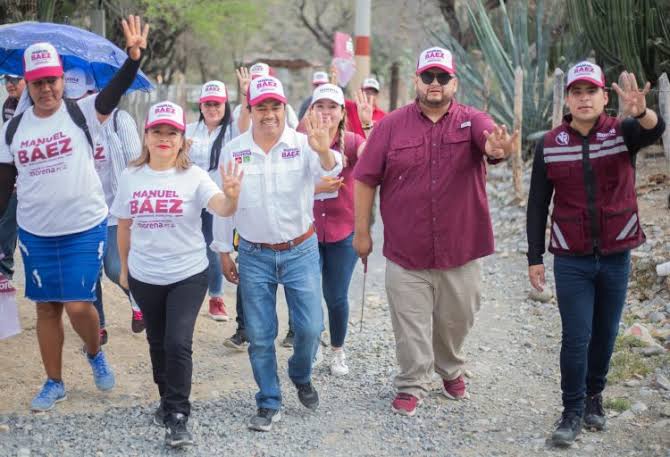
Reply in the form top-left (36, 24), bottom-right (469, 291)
top-left (353, 46), bottom-right (518, 416)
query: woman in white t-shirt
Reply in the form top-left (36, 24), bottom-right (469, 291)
top-left (185, 80), bottom-right (237, 322)
top-left (111, 101), bottom-right (241, 448)
top-left (0, 15), bottom-right (149, 413)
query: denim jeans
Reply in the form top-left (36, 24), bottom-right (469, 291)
top-left (238, 234), bottom-right (323, 410)
top-left (129, 269), bottom-right (208, 417)
top-left (0, 193), bottom-right (18, 279)
top-left (554, 251), bottom-right (631, 415)
top-left (319, 233), bottom-right (358, 348)
top-left (93, 224), bottom-right (136, 328)
top-left (201, 210), bottom-right (223, 297)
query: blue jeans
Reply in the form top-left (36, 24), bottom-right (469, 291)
top-left (201, 210), bottom-right (223, 297)
top-left (319, 233), bottom-right (358, 348)
top-left (93, 224), bottom-right (135, 328)
top-left (554, 251), bottom-right (631, 415)
top-left (238, 234), bottom-right (323, 410)
top-left (0, 193), bottom-right (17, 279)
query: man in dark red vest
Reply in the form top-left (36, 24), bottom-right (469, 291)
top-left (526, 61), bottom-right (665, 446)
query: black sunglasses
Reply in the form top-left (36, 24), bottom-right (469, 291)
top-left (419, 71), bottom-right (452, 86)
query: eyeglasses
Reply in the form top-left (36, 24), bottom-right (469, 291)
top-left (3, 76), bottom-right (22, 85)
top-left (419, 71), bottom-right (452, 86)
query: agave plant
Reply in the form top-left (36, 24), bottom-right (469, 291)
top-left (436, 0), bottom-right (589, 144)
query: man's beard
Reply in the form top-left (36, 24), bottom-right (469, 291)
top-left (417, 90), bottom-right (450, 108)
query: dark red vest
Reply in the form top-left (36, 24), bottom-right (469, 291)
top-left (543, 113), bottom-right (645, 256)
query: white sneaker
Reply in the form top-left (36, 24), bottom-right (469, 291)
top-left (313, 344), bottom-right (323, 368)
top-left (329, 349), bottom-right (349, 376)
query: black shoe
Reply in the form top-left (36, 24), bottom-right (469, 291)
top-left (131, 310), bottom-right (145, 333)
top-left (153, 403), bottom-right (166, 426)
top-left (224, 329), bottom-right (248, 351)
top-left (584, 393), bottom-right (606, 431)
top-left (281, 329), bottom-right (294, 348)
top-left (164, 413), bottom-right (193, 448)
top-left (248, 408), bottom-right (281, 432)
top-left (295, 382), bottom-right (319, 410)
top-left (551, 411), bottom-right (582, 447)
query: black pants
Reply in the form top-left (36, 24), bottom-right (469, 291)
top-left (129, 269), bottom-right (208, 417)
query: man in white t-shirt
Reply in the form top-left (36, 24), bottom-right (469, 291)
top-left (212, 76), bottom-right (341, 432)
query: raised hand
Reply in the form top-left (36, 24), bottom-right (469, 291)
top-left (220, 161), bottom-right (244, 200)
top-left (612, 71), bottom-right (651, 118)
top-left (236, 67), bottom-right (252, 95)
top-left (305, 110), bottom-right (333, 155)
top-left (121, 15), bottom-right (149, 61)
top-left (483, 124), bottom-right (520, 159)
top-left (355, 89), bottom-right (374, 126)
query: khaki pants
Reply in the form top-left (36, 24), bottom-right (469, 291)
top-left (385, 259), bottom-right (481, 399)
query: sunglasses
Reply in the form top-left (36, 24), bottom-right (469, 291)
top-left (3, 76), bottom-right (22, 85)
top-left (419, 71), bottom-right (452, 86)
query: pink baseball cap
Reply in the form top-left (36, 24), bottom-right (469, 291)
top-left (249, 62), bottom-right (276, 80)
top-left (145, 101), bottom-right (186, 132)
top-left (416, 46), bottom-right (456, 75)
top-left (566, 61), bottom-right (605, 89)
top-left (200, 80), bottom-right (227, 103)
top-left (312, 71), bottom-right (329, 86)
top-left (23, 42), bottom-right (63, 82)
top-left (248, 76), bottom-right (287, 106)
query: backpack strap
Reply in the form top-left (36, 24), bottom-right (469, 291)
top-left (64, 99), bottom-right (94, 150)
top-left (4, 113), bottom-right (24, 148)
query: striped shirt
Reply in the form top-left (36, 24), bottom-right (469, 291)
top-left (95, 109), bottom-right (141, 225)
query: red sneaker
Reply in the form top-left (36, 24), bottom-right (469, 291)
top-left (391, 393), bottom-right (421, 416)
top-left (208, 297), bottom-right (229, 321)
top-left (442, 375), bottom-right (470, 400)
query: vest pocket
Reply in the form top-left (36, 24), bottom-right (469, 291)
top-left (600, 206), bottom-right (639, 249)
top-left (550, 213), bottom-right (587, 253)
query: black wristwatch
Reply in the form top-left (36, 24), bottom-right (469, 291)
top-left (634, 109), bottom-right (648, 120)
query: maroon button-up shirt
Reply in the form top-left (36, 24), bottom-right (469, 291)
top-left (313, 131), bottom-right (365, 243)
top-left (353, 100), bottom-right (496, 270)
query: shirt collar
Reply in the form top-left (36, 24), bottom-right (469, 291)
top-left (414, 98), bottom-right (458, 123)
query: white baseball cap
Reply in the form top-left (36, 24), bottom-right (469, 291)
top-left (248, 76), bottom-right (287, 106)
top-left (362, 77), bottom-right (380, 91)
top-left (416, 46), bottom-right (456, 75)
top-left (145, 101), bottom-right (186, 132)
top-left (311, 84), bottom-right (345, 106)
top-left (312, 71), bottom-right (329, 86)
top-left (566, 61), bottom-right (605, 89)
top-left (250, 62), bottom-right (274, 80)
top-left (23, 42), bottom-right (63, 82)
top-left (199, 80), bottom-right (227, 103)
top-left (63, 68), bottom-right (89, 99)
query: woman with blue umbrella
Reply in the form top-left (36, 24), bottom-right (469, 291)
top-left (0, 15), bottom-right (149, 412)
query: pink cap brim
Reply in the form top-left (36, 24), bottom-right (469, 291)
top-left (249, 93), bottom-right (287, 107)
top-left (145, 119), bottom-right (185, 132)
top-left (567, 76), bottom-right (604, 89)
top-left (24, 66), bottom-right (63, 82)
top-left (200, 95), bottom-right (227, 103)
top-left (416, 64), bottom-right (455, 75)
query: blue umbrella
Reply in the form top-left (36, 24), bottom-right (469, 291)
top-left (0, 21), bottom-right (154, 93)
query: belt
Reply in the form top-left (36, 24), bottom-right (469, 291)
top-left (257, 226), bottom-right (315, 251)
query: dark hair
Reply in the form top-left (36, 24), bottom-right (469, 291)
top-left (199, 100), bottom-right (232, 171)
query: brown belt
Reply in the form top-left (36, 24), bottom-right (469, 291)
top-left (258, 226), bottom-right (315, 251)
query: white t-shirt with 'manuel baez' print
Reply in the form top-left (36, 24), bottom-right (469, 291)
top-left (110, 164), bottom-right (221, 285)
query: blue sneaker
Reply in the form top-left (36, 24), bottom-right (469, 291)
top-left (31, 379), bottom-right (66, 412)
top-left (87, 350), bottom-right (115, 391)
